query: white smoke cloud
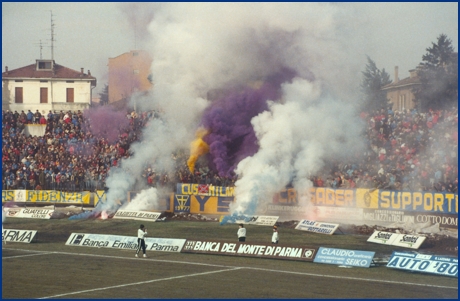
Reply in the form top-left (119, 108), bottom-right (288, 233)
top-left (101, 3), bottom-right (370, 214)
top-left (231, 78), bottom-right (365, 215)
top-left (122, 187), bottom-right (161, 211)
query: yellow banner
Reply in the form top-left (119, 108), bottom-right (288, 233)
top-left (2, 190), bottom-right (91, 204)
top-left (26, 191), bottom-right (91, 204)
top-left (355, 188), bottom-right (379, 209)
top-left (190, 195), bottom-right (233, 214)
top-left (2, 190), bottom-right (15, 202)
top-left (309, 188), bottom-right (355, 207)
top-left (94, 190), bottom-right (107, 206)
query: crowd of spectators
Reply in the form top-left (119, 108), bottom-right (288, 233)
top-left (2, 105), bottom-right (458, 194)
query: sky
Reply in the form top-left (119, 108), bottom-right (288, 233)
top-left (2, 2), bottom-right (458, 95)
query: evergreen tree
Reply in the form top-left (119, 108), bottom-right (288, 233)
top-left (360, 56), bottom-right (392, 112)
top-left (99, 84), bottom-right (109, 105)
top-left (414, 34), bottom-right (458, 111)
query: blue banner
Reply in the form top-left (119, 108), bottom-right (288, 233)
top-left (387, 251), bottom-right (458, 277)
top-left (313, 247), bottom-right (375, 268)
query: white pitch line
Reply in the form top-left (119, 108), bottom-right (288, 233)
top-left (38, 267), bottom-right (243, 299)
top-left (2, 252), bottom-right (54, 259)
top-left (4, 247), bottom-right (458, 290)
top-left (244, 266), bottom-right (458, 289)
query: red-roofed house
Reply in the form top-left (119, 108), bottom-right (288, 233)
top-left (381, 66), bottom-right (421, 111)
top-left (2, 59), bottom-right (97, 113)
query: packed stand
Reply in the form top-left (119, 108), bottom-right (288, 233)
top-left (2, 106), bottom-right (458, 194)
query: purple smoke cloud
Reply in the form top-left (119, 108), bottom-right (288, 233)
top-left (202, 68), bottom-right (297, 177)
top-left (83, 106), bottom-right (130, 144)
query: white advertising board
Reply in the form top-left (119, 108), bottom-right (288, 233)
top-left (113, 210), bottom-right (161, 222)
top-left (367, 231), bottom-right (426, 249)
top-left (66, 233), bottom-right (186, 252)
top-left (4, 208), bottom-right (53, 219)
top-left (2, 229), bottom-right (37, 243)
top-left (391, 234), bottom-right (426, 249)
top-left (222, 215), bottom-right (279, 226)
top-left (295, 219), bottom-right (339, 235)
top-left (367, 230), bottom-right (399, 245)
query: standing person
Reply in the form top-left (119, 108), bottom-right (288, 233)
top-left (272, 226), bottom-right (279, 244)
top-left (237, 224), bottom-right (246, 242)
top-left (135, 224), bottom-right (148, 258)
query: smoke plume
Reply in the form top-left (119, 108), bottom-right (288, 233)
top-left (187, 127), bottom-right (210, 174)
top-left (74, 3), bottom-right (371, 219)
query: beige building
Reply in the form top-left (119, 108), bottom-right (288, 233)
top-left (2, 59), bottom-right (96, 113)
top-left (107, 50), bottom-right (153, 104)
top-left (381, 66), bottom-right (421, 112)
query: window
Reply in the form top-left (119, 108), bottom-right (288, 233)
top-left (40, 80), bottom-right (48, 83)
top-left (66, 88), bottom-right (74, 103)
top-left (66, 80), bottom-right (74, 83)
top-left (15, 87), bottom-right (23, 103)
top-left (15, 80), bottom-right (23, 82)
top-left (399, 94), bottom-right (406, 111)
top-left (40, 87), bottom-right (48, 103)
top-left (37, 61), bottom-right (52, 70)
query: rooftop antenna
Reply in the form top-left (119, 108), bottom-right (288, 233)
top-left (34, 40), bottom-right (48, 59)
top-left (49, 10), bottom-right (56, 60)
top-left (134, 18), bottom-right (137, 50)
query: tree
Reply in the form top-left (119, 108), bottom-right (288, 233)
top-left (360, 56), bottom-right (392, 112)
top-left (99, 83), bottom-right (109, 105)
top-left (414, 34), bottom-right (458, 111)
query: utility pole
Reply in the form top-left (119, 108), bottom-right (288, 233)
top-left (50, 10), bottom-right (56, 61)
top-left (34, 40), bottom-right (47, 59)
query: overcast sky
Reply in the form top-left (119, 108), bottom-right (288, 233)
top-left (2, 2), bottom-right (458, 95)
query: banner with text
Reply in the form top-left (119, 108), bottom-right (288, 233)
top-left (113, 210), bottom-right (161, 222)
top-left (219, 215), bottom-right (279, 226)
top-left (1, 190), bottom-right (91, 204)
top-left (181, 239), bottom-right (317, 262)
top-left (387, 251), bottom-right (458, 277)
top-left (367, 231), bottom-right (426, 249)
top-left (190, 195), bottom-right (233, 214)
top-left (314, 247), bottom-right (375, 268)
top-left (295, 220), bottom-right (340, 235)
top-left (176, 184), bottom-right (235, 197)
top-left (66, 233), bottom-right (186, 252)
top-left (2, 229), bottom-right (37, 243)
top-left (4, 208), bottom-right (53, 219)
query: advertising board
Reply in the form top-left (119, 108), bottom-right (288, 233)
top-left (387, 251), bottom-right (458, 277)
top-left (295, 219), bottom-right (339, 235)
top-left (113, 210), bottom-right (161, 222)
top-left (66, 233), bottom-right (186, 252)
top-left (367, 231), bottom-right (426, 249)
top-left (181, 239), bottom-right (317, 261)
top-left (2, 229), bottom-right (37, 243)
top-left (313, 247), bottom-right (375, 268)
top-left (4, 208), bottom-right (53, 219)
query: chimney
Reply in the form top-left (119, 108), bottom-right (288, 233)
top-left (81, 68), bottom-right (84, 74)
top-left (394, 66), bottom-right (399, 84)
top-left (5, 66), bottom-right (8, 74)
top-left (88, 70), bottom-right (91, 76)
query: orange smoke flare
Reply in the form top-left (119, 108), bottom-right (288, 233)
top-left (187, 127), bottom-right (210, 174)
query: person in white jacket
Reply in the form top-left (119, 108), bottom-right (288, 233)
top-left (135, 224), bottom-right (148, 258)
top-left (272, 226), bottom-right (279, 244)
top-left (237, 224), bottom-right (246, 242)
